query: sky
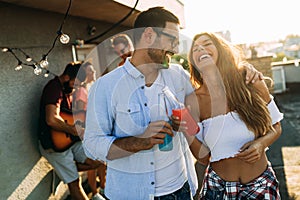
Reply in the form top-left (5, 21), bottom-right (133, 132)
top-left (181, 0), bottom-right (300, 45)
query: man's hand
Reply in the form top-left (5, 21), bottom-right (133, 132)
top-left (239, 61), bottom-right (264, 84)
top-left (140, 120), bottom-right (174, 150)
top-left (234, 140), bottom-right (265, 163)
top-left (107, 120), bottom-right (174, 160)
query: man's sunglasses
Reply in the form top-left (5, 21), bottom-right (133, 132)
top-left (158, 31), bottom-right (180, 49)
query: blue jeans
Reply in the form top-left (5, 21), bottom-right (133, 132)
top-left (154, 182), bottom-right (192, 200)
top-left (202, 189), bottom-right (224, 200)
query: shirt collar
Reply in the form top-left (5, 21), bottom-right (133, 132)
top-left (123, 57), bottom-right (144, 79)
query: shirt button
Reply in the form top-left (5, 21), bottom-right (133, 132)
top-left (127, 109), bottom-right (131, 112)
top-left (144, 103), bottom-right (147, 106)
top-left (141, 75), bottom-right (144, 79)
top-left (141, 86), bottom-right (144, 89)
top-left (150, 162), bottom-right (154, 165)
top-left (151, 182), bottom-right (155, 185)
top-left (148, 121), bottom-right (151, 124)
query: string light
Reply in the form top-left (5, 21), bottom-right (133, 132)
top-left (58, 31), bottom-right (70, 44)
top-left (1, 0), bottom-right (72, 78)
top-left (44, 70), bottom-right (50, 77)
top-left (26, 56), bottom-right (32, 62)
top-left (2, 47), bottom-right (57, 77)
top-left (39, 55), bottom-right (49, 69)
top-left (33, 64), bottom-right (43, 75)
top-left (15, 61), bottom-right (23, 71)
top-left (3, 0), bottom-right (138, 76)
top-left (18, 48), bottom-right (33, 62)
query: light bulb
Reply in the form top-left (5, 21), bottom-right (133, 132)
top-left (34, 66), bottom-right (42, 75)
top-left (26, 56), bottom-right (32, 62)
top-left (2, 48), bottom-right (9, 52)
top-left (15, 61), bottom-right (22, 71)
top-left (44, 70), bottom-right (50, 78)
top-left (15, 65), bottom-right (22, 71)
top-left (40, 59), bottom-right (49, 69)
top-left (60, 34), bottom-right (70, 44)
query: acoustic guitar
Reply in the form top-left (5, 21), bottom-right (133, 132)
top-left (50, 110), bottom-right (85, 152)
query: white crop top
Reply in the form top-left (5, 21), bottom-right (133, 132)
top-left (196, 95), bottom-right (284, 162)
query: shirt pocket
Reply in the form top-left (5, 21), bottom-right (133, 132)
top-left (115, 103), bottom-right (143, 135)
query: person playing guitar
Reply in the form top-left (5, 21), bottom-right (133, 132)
top-left (38, 62), bottom-right (105, 200)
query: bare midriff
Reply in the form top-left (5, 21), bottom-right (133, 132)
top-left (210, 153), bottom-right (268, 184)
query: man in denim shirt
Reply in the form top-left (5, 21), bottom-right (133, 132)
top-left (84, 7), bottom-right (198, 200)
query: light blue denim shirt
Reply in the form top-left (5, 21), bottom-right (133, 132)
top-left (83, 58), bottom-right (198, 200)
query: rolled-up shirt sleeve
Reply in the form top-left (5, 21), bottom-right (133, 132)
top-left (83, 79), bottom-right (116, 162)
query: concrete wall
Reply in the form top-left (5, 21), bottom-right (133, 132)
top-left (0, 2), bottom-right (128, 199)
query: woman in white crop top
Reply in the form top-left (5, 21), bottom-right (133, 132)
top-left (174, 32), bottom-right (283, 199)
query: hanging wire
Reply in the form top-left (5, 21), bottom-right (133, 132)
top-left (17, 48), bottom-right (33, 62)
top-left (5, 47), bottom-right (58, 76)
top-left (6, 48), bottom-right (22, 63)
top-left (44, 0), bottom-right (73, 57)
top-left (2, 0), bottom-right (139, 77)
top-left (85, 0), bottom-right (139, 44)
top-left (2, 0), bottom-right (72, 77)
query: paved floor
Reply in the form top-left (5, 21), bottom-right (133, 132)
top-left (268, 83), bottom-right (300, 200)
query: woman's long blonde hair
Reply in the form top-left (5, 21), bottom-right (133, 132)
top-left (189, 32), bottom-right (273, 138)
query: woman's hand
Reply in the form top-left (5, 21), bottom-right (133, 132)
top-left (170, 114), bottom-right (187, 133)
top-left (234, 140), bottom-right (265, 163)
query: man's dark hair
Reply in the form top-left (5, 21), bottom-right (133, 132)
top-left (111, 34), bottom-right (130, 47)
top-left (62, 62), bottom-right (81, 80)
top-left (133, 7), bottom-right (179, 45)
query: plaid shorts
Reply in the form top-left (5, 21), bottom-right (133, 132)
top-left (199, 164), bottom-right (280, 200)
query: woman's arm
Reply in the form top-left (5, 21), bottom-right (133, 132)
top-left (171, 93), bottom-right (210, 165)
top-left (188, 136), bottom-right (210, 165)
top-left (235, 79), bottom-right (282, 163)
top-left (235, 122), bottom-right (282, 163)
top-left (73, 87), bottom-right (88, 111)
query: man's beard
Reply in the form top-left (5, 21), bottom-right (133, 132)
top-left (63, 81), bottom-right (74, 94)
top-left (147, 48), bottom-right (171, 68)
top-left (148, 48), bottom-right (165, 64)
